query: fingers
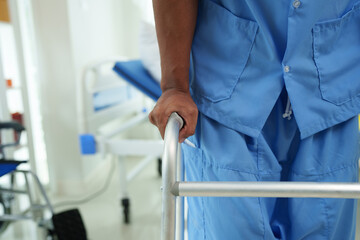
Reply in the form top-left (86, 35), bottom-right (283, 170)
top-left (179, 127), bottom-right (188, 143)
top-left (178, 109), bottom-right (198, 143)
top-left (158, 114), bottom-right (167, 139)
top-left (148, 111), bottom-right (156, 125)
top-left (149, 89), bottom-right (198, 142)
top-left (149, 105), bottom-right (168, 139)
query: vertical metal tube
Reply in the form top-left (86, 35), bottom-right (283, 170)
top-left (175, 143), bottom-right (184, 240)
top-left (29, 171), bottom-right (54, 214)
top-left (161, 113), bottom-right (183, 240)
top-left (118, 155), bottom-right (129, 199)
top-left (23, 171), bottom-right (35, 212)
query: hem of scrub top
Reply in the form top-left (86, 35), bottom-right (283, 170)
top-left (299, 97), bottom-right (360, 139)
top-left (195, 106), bottom-right (262, 139)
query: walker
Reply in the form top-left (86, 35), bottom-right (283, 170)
top-left (161, 113), bottom-right (360, 240)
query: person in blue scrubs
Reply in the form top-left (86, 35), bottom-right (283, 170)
top-left (150, 0), bottom-right (360, 239)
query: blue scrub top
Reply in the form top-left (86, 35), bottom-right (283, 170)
top-left (190, 0), bottom-right (360, 139)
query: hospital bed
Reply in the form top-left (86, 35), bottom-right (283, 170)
top-left (0, 121), bottom-right (87, 239)
top-left (161, 113), bottom-right (360, 240)
top-left (78, 58), bottom-right (163, 223)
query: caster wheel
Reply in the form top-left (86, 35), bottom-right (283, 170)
top-left (158, 158), bottom-right (162, 177)
top-left (121, 198), bottom-right (130, 224)
top-left (52, 209), bottom-right (87, 240)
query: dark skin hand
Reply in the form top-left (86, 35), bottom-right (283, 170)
top-left (149, 0), bottom-right (199, 142)
top-left (149, 88), bottom-right (198, 142)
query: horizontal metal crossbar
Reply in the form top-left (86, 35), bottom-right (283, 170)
top-left (171, 181), bottom-right (360, 199)
top-left (0, 187), bottom-right (27, 194)
top-left (0, 214), bottom-right (32, 221)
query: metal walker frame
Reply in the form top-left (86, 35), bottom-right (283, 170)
top-left (161, 113), bottom-right (360, 240)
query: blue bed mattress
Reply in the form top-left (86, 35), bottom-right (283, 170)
top-left (113, 60), bottom-right (162, 101)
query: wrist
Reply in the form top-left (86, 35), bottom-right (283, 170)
top-left (160, 77), bottom-right (190, 93)
top-left (160, 64), bottom-right (190, 92)
top-left (161, 87), bottom-right (191, 96)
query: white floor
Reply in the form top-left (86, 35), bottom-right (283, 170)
top-left (75, 157), bottom-right (163, 240)
top-left (1, 158), bottom-right (360, 240)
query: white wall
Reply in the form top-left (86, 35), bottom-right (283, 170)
top-left (32, 0), bottom-right (142, 195)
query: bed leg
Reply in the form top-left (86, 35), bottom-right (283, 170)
top-left (121, 198), bottom-right (130, 224)
top-left (118, 156), bottom-right (130, 224)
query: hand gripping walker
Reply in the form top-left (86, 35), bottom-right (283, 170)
top-left (161, 113), bottom-right (360, 240)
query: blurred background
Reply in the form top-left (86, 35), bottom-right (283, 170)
top-left (0, 0), bottom-right (166, 239)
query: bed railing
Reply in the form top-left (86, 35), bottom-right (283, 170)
top-left (161, 113), bottom-right (360, 240)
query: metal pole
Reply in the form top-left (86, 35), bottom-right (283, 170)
top-left (161, 113), bottom-right (183, 240)
top-left (23, 171), bottom-right (35, 211)
top-left (118, 155), bottom-right (129, 201)
top-left (171, 181), bottom-right (360, 199)
top-left (0, 187), bottom-right (27, 194)
top-left (0, 214), bottom-right (33, 221)
top-left (175, 143), bottom-right (184, 240)
top-left (28, 171), bottom-right (55, 214)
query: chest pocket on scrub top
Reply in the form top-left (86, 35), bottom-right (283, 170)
top-left (313, 2), bottom-right (360, 105)
top-left (191, 0), bottom-right (258, 102)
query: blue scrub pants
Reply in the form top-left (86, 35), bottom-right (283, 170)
top-left (183, 90), bottom-right (359, 240)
